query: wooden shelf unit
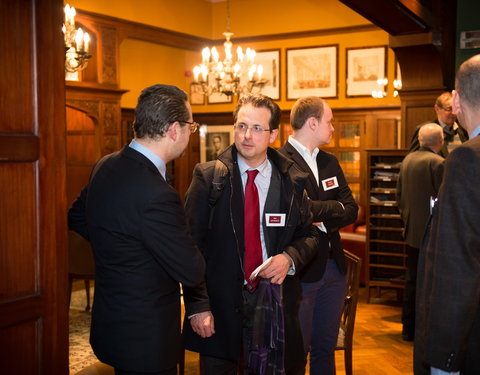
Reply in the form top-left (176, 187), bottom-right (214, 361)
top-left (366, 149), bottom-right (408, 302)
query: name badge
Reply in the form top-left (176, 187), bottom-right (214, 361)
top-left (321, 176), bottom-right (339, 191)
top-left (265, 213), bottom-right (286, 227)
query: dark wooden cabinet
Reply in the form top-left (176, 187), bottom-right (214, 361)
top-left (366, 149), bottom-right (408, 302)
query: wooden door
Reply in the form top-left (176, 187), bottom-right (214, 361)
top-left (0, 0), bottom-right (69, 373)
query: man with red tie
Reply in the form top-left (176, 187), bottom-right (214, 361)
top-left (183, 93), bottom-right (321, 374)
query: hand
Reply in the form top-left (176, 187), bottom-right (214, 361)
top-left (190, 311), bottom-right (215, 338)
top-left (258, 253), bottom-right (291, 284)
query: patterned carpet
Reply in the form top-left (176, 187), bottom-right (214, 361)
top-left (69, 284), bottom-right (98, 374)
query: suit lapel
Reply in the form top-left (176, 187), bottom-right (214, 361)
top-left (283, 142), bottom-right (320, 200)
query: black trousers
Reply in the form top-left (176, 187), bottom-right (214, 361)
top-left (402, 245), bottom-right (419, 333)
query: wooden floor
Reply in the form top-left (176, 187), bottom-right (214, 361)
top-left (183, 287), bottom-right (413, 375)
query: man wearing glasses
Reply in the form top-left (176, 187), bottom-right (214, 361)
top-left (409, 92), bottom-right (468, 157)
top-left (68, 84), bottom-right (205, 375)
top-left (183, 93), bottom-right (320, 374)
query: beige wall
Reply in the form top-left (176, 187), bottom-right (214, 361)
top-left (68, 0), bottom-right (401, 111)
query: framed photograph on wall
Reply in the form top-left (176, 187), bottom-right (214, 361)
top-left (254, 49), bottom-right (281, 100)
top-left (190, 83), bottom-right (205, 105)
top-left (207, 92), bottom-right (233, 104)
top-left (346, 46), bottom-right (387, 97)
top-left (286, 45), bottom-right (338, 100)
top-left (200, 125), bottom-right (234, 162)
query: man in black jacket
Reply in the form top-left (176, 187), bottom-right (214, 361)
top-left (183, 94), bottom-right (320, 374)
top-left (408, 92), bottom-right (468, 157)
top-left (279, 96), bottom-right (358, 375)
top-left (396, 123), bottom-right (445, 342)
top-left (68, 84), bottom-right (206, 375)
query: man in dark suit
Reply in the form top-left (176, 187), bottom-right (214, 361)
top-left (68, 84), bottom-right (206, 375)
top-left (182, 94), bottom-right (321, 374)
top-left (415, 55), bottom-right (480, 375)
top-left (396, 123), bottom-right (445, 342)
top-left (278, 96), bottom-right (358, 375)
top-left (409, 92), bottom-right (468, 158)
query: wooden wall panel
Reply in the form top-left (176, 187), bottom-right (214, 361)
top-left (0, 164), bottom-right (37, 299)
top-left (0, 2), bottom-right (33, 133)
top-left (0, 319), bottom-right (38, 374)
top-left (0, 0), bottom-right (69, 373)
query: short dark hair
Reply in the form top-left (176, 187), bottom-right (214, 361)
top-left (290, 96), bottom-right (325, 130)
top-left (233, 94), bottom-right (281, 130)
top-left (133, 84), bottom-right (189, 139)
top-left (456, 55), bottom-right (480, 108)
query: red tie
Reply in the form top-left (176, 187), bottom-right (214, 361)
top-left (244, 169), bottom-right (263, 292)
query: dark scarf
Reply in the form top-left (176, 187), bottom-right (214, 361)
top-left (248, 279), bottom-right (285, 375)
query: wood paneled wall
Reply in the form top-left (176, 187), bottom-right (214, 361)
top-left (0, 0), bottom-right (69, 373)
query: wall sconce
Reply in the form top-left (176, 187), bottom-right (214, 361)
top-left (63, 4), bottom-right (91, 73)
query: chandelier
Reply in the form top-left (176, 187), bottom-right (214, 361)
top-left (192, 0), bottom-right (267, 98)
top-left (63, 4), bottom-right (92, 73)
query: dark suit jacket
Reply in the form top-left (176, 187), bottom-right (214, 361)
top-left (182, 145), bottom-right (320, 371)
top-left (395, 147), bottom-right (444, 248)
top-left (415, 135), bottom-right (480, 374)
top-left (278, 142), bottom-right (358, 281)
top-left (409, 119), bottom-right (469, 158)
top-left (68, 146), bottom-right (205, 372)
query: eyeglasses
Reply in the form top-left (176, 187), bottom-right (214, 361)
top-left (175, 120), bottom-right (199, 133)
top-left (234, 123), bottom-right (271, 135)
top-left (438, 105), bottom-right (453, 113)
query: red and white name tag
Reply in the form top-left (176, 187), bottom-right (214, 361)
top-left (265, 213), bottom-right (286, 227)
top-left (321, 176), bottom-right (339, 191)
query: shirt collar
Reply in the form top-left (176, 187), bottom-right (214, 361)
top-left (438, 119), bottom-right (458, 131)
top-left (129, 139), bottom-right (167, 178)
top-left (288, 135), bottom-right (319, 159)
top-left (471, 125), bottom-right (480, 138)
top-left (237, 154), bottom-right (269, 178)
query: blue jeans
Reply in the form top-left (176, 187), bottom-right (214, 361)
top-left (297, 260), bottom-right (347, 375)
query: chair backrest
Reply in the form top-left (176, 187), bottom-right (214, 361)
top-left (68, 230), bottom-right (95, 278)
top-left (336, 249), bottom-right (361, 350)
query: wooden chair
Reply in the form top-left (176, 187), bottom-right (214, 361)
top-left (68, 230), bottom-right (95, 311)
top-left (335, 250), bottom-right (361, 375)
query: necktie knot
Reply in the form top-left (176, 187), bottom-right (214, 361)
top-left (247, 169), bottom-right (259, 181)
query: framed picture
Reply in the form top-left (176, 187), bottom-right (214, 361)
top-left (207, 92), bottom-right (233, 104)
top-left (200, 124), bottom-right (234, 162)
top-left (254, 49), bottom-right (281, 100)
top-left (286, 45), bottom-right (338, 100)
top-left (346, 46), bottom-right (387, 97)
top-left (190, 83), bottom-right (205, 105)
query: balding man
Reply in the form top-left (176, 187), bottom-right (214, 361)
top-left (409, 92), bottom-right (468, 157)
top-left (396, 123), bottom-right (445, 342)
top-left (415, 54), bottom-right (480, 375)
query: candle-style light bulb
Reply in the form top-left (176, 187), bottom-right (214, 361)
top-left (83, 32), bottom-right (90, 53)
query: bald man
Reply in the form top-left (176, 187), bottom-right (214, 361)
top-left (396, 123), bottom-right (445, 341)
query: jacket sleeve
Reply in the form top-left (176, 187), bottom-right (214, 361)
top-left (141, 186), bottom-right (206, 289)
top-left (283, 189), bottom-right (322, 273)
top-left (322, 159), bottom-right (358, 233)
top-left (182, 163), bottom-right (212, 315)
top-left (68, 185), bottom-right (90, 240)
top-left (409, 127), bottom-right (421, 153)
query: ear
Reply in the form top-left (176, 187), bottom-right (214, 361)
top-left (452, 90), bottom-right (461, 115)
top-left (269, 129), bottom-right (279, 144)
top-left (167, 122), bottom-right (179, 141)
top-left (308, 117), bottom-right (317, 131)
